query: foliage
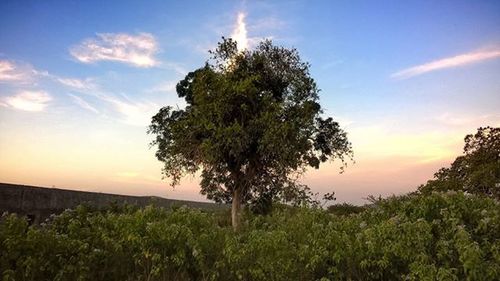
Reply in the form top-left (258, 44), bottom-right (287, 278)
top-left (419, 126), bottom-right (500, 199)
top-left (148, 38), bottom-right (352, 227)
top-left (2, 192), bottom-right (499, 280)
top-left (327, 203), bottom-right (365, 216)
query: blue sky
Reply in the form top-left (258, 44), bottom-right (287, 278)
top-left (1, 0), bottom-right (499, 204)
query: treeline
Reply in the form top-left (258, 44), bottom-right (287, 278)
top-left (1, 191), bottom-right (499, 280)
top-left (327, 126), bottom-right (499, 214)
top-left (418, 126), bottom-right (499, 199)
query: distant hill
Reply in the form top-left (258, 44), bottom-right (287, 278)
top-left (0, 182), bottom-right (227, 223)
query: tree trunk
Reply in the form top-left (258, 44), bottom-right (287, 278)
top-left (231, 188), bottom-right (241, 231)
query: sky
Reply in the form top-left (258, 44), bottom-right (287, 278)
top-left (1, 0), bottom-right (499, 205)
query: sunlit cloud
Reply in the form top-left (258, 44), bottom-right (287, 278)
top-left (110, 99), bottom-right (159, 126)
top-left (60, 82), bottom-right (162, 126)
top-left (2, 90), bottom-right (52, 112)
top-left (36, 70), bottom-right (97, 91)
top-left (36, 70), bottom-right (97, 92)
top-left (391, 49), bottom-right (500, 79)
top-left (56, 77), bottom-right (96, 90)
top-left (0, 60), bottom-right (37, 83)
top-left (70, 33), bottom-right (159, 67)
top-left (228, 12), bottom-right (287, 52)
top-left (0, 60), bottom-right (25, 81)
top-left (232, 12), bottom-right (249, 51)
top-left (68, 94), bottom-right (99, 114)
top-left (190, 12), bottom-right (283, 56)
top-left (0, 59), bottom-right (98, 91)
top-left (99, 95), bottom-right (159, 126)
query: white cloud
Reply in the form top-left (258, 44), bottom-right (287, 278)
top-left (228, 12), bottom-right (287, 52)
top-left (0, 60), bottom-right (98, 91)
top-left (2, 91), bottom-right (52, 112)
top-left (98, 95), bottom-right (159, 126)
top-left (232, 12), bottom-right (249, 51)
top-left (189, 12), bottom-right (285, 56)
top-left (68, 94), bottom-right (99, 113)
top-left (59, 83), bottom-right (162, 126)
top-left (391, 49), bottom-right (500, 79)
top-left (0, 60), bottom-right (35, 82)
top-left (0, 60), bottom-right (24, 81)
top-left (70, 33), bottom-right (159, 67)
top-left (110, 98), bottom-right (159, 126)
top-left (54, 77), bottom-right (95, 90)
top-left (33, 68), bottom-right (96, 90)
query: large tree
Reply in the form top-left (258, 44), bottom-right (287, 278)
top-left (148, 38), bottom-right (352, 230)
top-left (419, 126), bottom-right (500, 199)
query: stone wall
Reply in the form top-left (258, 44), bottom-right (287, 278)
top-left (0, 183), bottom-right (227, 223)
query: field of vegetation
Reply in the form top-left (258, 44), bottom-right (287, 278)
top-left (2, 191), bottom-right (499, 280)
top-left (1, 37), bottom-right (498, 280)
top-left (1, 2), bottom-right (498, 280)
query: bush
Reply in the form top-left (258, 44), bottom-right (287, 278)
top-left (1, 192), bottom-right (499, 280)
top-left (327, 203), bottom-right (366, 216)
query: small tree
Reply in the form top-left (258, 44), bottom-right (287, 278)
top-left (148, 38), bottom-right (352, 230)
top-left (419, 126), bottom-right (500, 199)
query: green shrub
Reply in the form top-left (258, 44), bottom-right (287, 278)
top-left (327, 203), bottom-right (365, 216)
top-left (1, 192), bottom-right (499, 280)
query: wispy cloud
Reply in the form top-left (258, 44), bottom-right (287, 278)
top-left (391, 49), bottom-right (500, 79)
top-left (188, 11), bottom-right (285, 56)
top-left (88, 93), bottom-right (160, 126)
top-left (51, 75), bottom-right (163, 125)
top-left (0, 60), bottom-right (98, 91)
top-left (65, 87), bottom-right (160, 126)
top-left (35, 69), bottom-right (98, 91)
top-left (70, 33), bottom-right (159, 68)
top-left (106, 97), bottom-right (159, 126)
top-left (56, 77), bottom-right (96, 90)
top-left (0, 60), bottom-right (35, 83)
top-left (232, 12), bottom-right (249, 51)
top-left (68, 94), bottom-right (99, 113)
top-left (1, 90), bottom-right (52, 112)
top-left (229, 12), bottom-right (288, 51)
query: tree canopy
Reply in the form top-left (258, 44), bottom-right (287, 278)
top-left (419, 126), bottom-right (500, 199)
top-left (148, 38), bottom-right (352, 229)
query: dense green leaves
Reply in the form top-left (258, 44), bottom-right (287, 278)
top-left (148, 38), bottom-right (352, 211)
top-left (2, 192), bottom-right (499, 280)
top-left (419, 126), bottom-right (500, 199)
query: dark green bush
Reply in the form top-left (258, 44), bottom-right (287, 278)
top-left (1, 192), bottom-right (499, 280)
top-left (327, 203), bottom-right (366, 216)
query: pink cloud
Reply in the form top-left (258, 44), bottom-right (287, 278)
top-left (70, 33), bottom-right (159, 67)
top-left (392, 49), bottom-right (500, 79)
